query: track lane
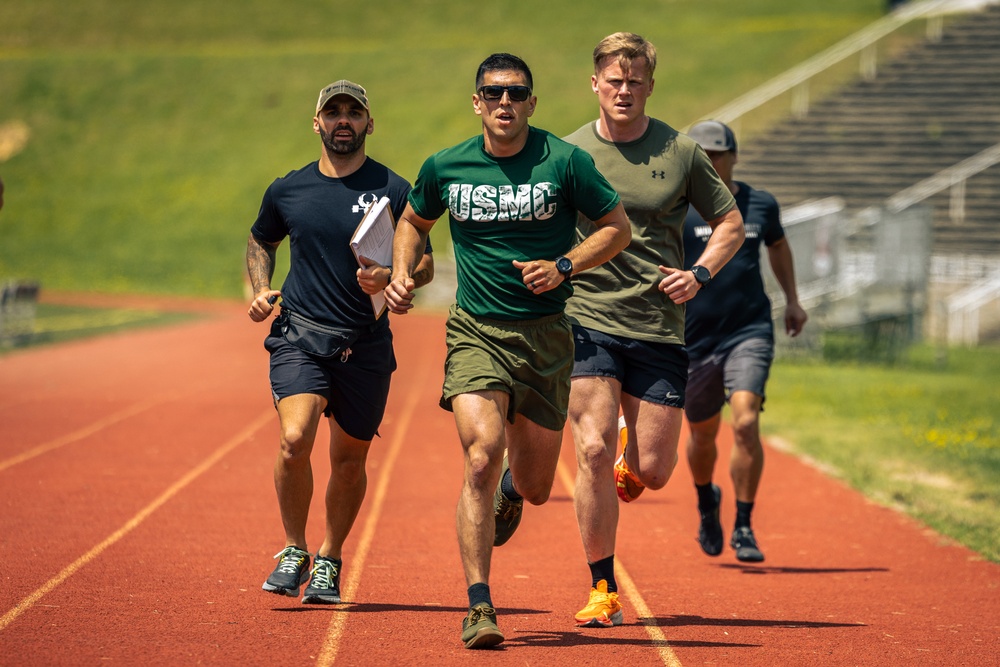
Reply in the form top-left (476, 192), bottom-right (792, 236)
top-left (0, 298), bottom-right (996, 666)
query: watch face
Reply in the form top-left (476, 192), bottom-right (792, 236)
top-left (556, 257), bottom-right (573, 275)
top-left (693, 265), bottom-right (711, 284)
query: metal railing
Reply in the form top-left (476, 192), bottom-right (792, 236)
top-left (693, 0), bottom-right (999, 134)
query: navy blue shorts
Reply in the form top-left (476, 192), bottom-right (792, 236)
top-left (264, 319), bottom-right (396, 441)
top-left (684, 337), bottom-right (774, 423)
top-left (571, 325), bottom-right (688, 408)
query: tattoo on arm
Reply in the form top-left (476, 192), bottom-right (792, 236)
top-left (246, 235), bottom-right (277, 294)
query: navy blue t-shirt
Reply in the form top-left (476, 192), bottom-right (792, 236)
top-left (251, 158), bottom-right (427, 327)
top-left (683, 181), bottom-right (784, 359)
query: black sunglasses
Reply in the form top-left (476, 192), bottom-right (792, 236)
top-left (477, 85), bottom-right (532, 102)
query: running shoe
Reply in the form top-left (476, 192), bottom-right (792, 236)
top-left (262, 546), bottom-right (311, 597)
top-left (697, 484), bottom-right (724, 556)
top-left (574, 579), bottom-right (623, 628)
top-left (731, 526), bottom-right (765, 562)
top-left (461, 603), bottom-right (504, 649)
top-left (614, 415), bottom-right (645, 503)
top-left (302, 555), bottom-right (342, 604)
top-left (493, 452), bottom-right (523, 547)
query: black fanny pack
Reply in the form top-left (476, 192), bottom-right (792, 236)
top-left (278, 310), bottom-right (363, 359)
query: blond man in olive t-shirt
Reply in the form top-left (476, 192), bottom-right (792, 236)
top-left (563, 32), bottom-right (745, 629)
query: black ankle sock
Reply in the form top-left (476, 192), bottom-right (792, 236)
top-left (588, 555), bottom-right (617, 593)
top-left (735, 500), bottom-right (754, 529)
top-left (695, 482), bottom-right (717, 509)
top-left (468, 583), bottom-right (492, 609)
top-left (501, 467), bottom-right (522, 501)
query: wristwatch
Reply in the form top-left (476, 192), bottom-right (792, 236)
top-left (555, 255), bottom-right (573, 282)
top-left (691, 265), bottom-right (712, 288)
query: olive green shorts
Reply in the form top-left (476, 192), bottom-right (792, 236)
top-left (441, 304), bottom-right (573, 431)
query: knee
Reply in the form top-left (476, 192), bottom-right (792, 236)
top-left (332, 456), bottom-right (367, 486)
top-left (731, 415), bottom-right (761, 448)
top-left (576, 432), bottom-right (614, 474)
top-left (464, 447), bottom-right (496, 490)
top-left (278, 426), bottom-right (313, 464)
top-left (641, 450), bottom-right (679, 491)
top-left (519, 481), bottom-right (551, 506)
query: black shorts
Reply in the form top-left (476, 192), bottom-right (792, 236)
top-left (571, 325), bottom-right (688, 408)
top-left (684, 337), bottom-right (774, 423)
top-left (264, 319), bottom-right (396, 441)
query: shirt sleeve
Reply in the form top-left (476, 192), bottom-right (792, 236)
top-left (249, 181), bottom-right (287, 244)
top-left (687, 146), bottom-right (737, 222)
top-left (760, 190), bottom-right (785, 246)
top-left (407, 153), bottom-right (447, 222)
top-left (567, 146), bottom-right (621, 221)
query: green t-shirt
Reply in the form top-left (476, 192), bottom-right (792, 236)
top-left (409, 126), bottom-right (621, 320)
top-left (563, 119), bottom-right (735, 344)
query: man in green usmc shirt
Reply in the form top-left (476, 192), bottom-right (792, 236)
top-left (563, 32), bottom-right (745, 628)
top-left (386, 52), bottom-right (630, 649)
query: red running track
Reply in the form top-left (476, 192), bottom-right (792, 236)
top-left (0, 294), bottom-right (997, 666)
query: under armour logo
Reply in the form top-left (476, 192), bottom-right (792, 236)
top-left (652, 170), bottom-right (666, 179)
top-left (352, 193), bottom-right (380, 214)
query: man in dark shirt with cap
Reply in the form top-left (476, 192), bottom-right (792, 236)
top-left (682, 120), bottom-right (807, 563)
top-left (246, 79), bottom-right (433, 604)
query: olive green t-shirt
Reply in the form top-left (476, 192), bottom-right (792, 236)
top-left (409, 126), bottom-right (620, 320)
top-left (563, 119), bottom-right (735, 344)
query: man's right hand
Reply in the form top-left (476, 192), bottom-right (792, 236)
top-left (248, 290), bottom-right (281, 322)
top-left (384, 277), bottom-right (416, 314)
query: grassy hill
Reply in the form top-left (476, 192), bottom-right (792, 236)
top-left (0, 0), bottom-right (885, 298)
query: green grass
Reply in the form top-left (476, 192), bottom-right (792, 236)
top-left (764, 344), bottom-right (1000, 562)
top-left (1, 302), bottom-right (196, 353)
top-left (0, 0), bottom-right (884, 297)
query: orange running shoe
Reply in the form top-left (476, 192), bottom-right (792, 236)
top-left (614, 415), bottom-right (645, 502)
top-left (574, 579), bottom-right (623, 628)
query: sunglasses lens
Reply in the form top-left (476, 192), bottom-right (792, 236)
top-left (507, 86), bottom-right (530, 101)
top-left (480, 86), bottom-right (503, 100)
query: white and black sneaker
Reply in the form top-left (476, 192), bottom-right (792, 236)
top-left (302, 556), bottom-right (342, 604)
top-left (262, 546), bottom-right (311, 597)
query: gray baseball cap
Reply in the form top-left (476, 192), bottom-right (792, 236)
top-left (316, 80), bottom-right (369, 114)
top-left (688, 120), bottom-right (737, 153)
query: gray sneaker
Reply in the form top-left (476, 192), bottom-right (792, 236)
top-left (262, 546), bottom-right (311, 597)
top-left (302, 556), bottom-right (341, 604)
top-left (461, 603), bottom-right (504, 649)
top-left (731, 526), bottom-right (765, 562)
top-left (493, 453), bottom-right (523, 547)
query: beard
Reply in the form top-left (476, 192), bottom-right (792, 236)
top-left (319, 124), bottom-right (367, 156)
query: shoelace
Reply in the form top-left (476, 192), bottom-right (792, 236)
top-left (310, 560), bottom-right (338, 589)
top-left (273, 547), bottom-right (306, 574)
top-left (496, 495), bottom-right (520, 521)
top-left (468, 606), bottom-right (496, 624)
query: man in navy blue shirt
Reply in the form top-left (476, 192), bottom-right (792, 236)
top-left (682, 121), bottom-right (807, 562)
top-left (247, 80), bottom-right (433, 604)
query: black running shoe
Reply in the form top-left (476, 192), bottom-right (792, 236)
top-left (731, 526), bottom-right (765, 562)
top-left (302, 555), bottom-right (342, 604)
top-left (262, 546), bottom-right (311, 597)
top-left (697, 484), bottom-right (724, 556)
top-left (493, 453), bottom-right (523, 547)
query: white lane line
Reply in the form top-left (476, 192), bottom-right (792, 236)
top-left (316, 352), bottom-right (432, 667)
top-left (0, 397), bottom-right (163, 473)
top-left (0, 409), bottom-right (275, 633)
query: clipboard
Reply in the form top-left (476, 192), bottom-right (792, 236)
top-left (350, 196), bottom-right (396, 317)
